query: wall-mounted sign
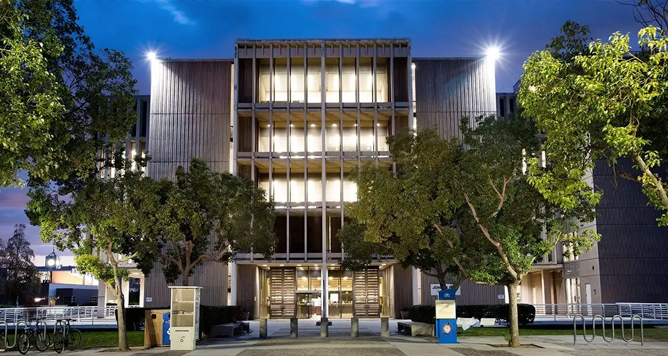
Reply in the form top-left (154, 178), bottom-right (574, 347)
top-left (498, 294), bottom-right (505, 300)
top-left (145, 297), bottom-right (153, 302)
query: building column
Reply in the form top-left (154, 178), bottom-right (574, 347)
top-left (411, 267), bottom-right (419, 305)
top-left (139, 275), bottom-right (146, 308)
top-left (230, 261), bottom-right (238, 306)
top-left (96, 279), bottom-right (106, 318)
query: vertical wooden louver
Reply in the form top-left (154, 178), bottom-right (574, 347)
top-left (353, 268), bottom-right (380, 317)
top-left (269, 268), bottom-right (296, 318)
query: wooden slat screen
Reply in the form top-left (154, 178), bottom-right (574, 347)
top-left (269, 268), bottom-right (296, 318)
top-left (353, 268), bottom-right (380, 317)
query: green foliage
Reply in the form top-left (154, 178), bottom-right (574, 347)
top-left (0, 224), bottom-right (40, 305)
top-left (0, 0), bottom-right (137, 188)
top-left (519, 24), bottom-right (668, 226)
top-left (154, 158), bottom-right (276, 285)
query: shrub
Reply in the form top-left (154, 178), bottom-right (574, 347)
top-left (120, 305), bottom-right (246, 336)
top-left (408, 303), bottom-right (536, 325)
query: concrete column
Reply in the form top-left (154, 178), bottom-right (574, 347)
top-left (260, 318), bottom-right (268, 338)
top-left (290, 318), bottom-right (298, 338)
top-left (411, 267), bottom-right (419, 305)
top-left (381, 317), bottom-right (389, 337)
top-left (351, 317), bottom-right (359, 337)
top-left (230, 261), bottom-right (237, 306)
top-left (320, 317), bottom-right (328, 337)
top-left (96, 279), bottom-right (106, 318)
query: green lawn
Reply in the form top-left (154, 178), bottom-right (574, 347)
top-left (458, 326), bottom-right (668, 342)
top-left (2, 331), bottom-right (145, 351)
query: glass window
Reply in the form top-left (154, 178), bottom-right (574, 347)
top-left (297, 269), bottom-right (309, 290)
top-left (326, 124), bottom-right (340, 151)
top-left (325, 63), bottom-right (339, 103)
top-left (360, 127), bottom-right (374, 151)
top-left (342, 125), bottom-right (357, 151)
top-left (258, 125), bottom-right (271, 152)
top-left (290, 68), bottom-right (305, 103)
top-left (258, 65), bottom-right (271, 102)
top-left (325, 172), bottom-right (341, 202)
top-left (359, 63), bottom-right (373, 103)
top-left (272, 173), bottom-right (287, 203)
top-left (307, 173), bottom-right (322, 203)
top-left (343, 174), bottom-right (357, 202)
top-left (274, 127), bottom-right (287, 153)
top-left (275, 65), bottom-right (288, 102)
top-left (307, 62), bottom-right (321, 103)
top-left (342, 64), bottom-right (356, 103)
top-left (307, 124), bottom-right (322, 152)
top-left (290, 125), bottom-right (305, 153)
top-left (290, 175), bottom-right (305, 203)
top-left (376, 60), bottom-right (389, 102)
top-left (378, 123), bottom-right (389, 151)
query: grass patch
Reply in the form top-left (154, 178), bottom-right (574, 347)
top-left (458, 326), bottom-right (668, 342)
top-left (2, 331), bottom-right (144, 351)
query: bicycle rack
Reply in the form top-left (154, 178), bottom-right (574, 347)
top-left (573, 314), bottom-right (644, 346)
top-left (1, 319), bottom-right (27, 351)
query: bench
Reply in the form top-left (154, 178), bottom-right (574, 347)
top-left (209, 321), bottom-right (252, 338)
top-left (397, 321), bottom-right (434, 337)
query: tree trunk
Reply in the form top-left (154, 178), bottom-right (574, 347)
top-left (507, 282), bottom-right (521, 347)
top-left (115, 279), bottom-right (129, 351)
top-left (182, 266), bottom-right (190, 286)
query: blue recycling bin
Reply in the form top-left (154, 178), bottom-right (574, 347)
top-left (436, 289), bottom-right (458, 344)
top-left (162, 312), bottom-right (171, 346)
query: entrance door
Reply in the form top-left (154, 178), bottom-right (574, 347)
top-left (269, 268), bottom-right (296, 318)
top-left (296, 292), bottom-right (314, 318)
top-left (353, 268), bottom-right (380, 317)
top-left (584, 283), bottom-right (592, 316)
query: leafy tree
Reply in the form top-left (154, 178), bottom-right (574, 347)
top-left (456, 115), bottom-right (598, 346)
top-left (519, 26), bottom-right (668, 226)
top-left (341, 115), bottom-right (598, 347)
top-left (155, 158), bottom-right (276, 286)
top-left (27, 155), bottom-right (163, 351)
top-left (338, 131), bottom-right (500, 289)
top-left (0, 224), bottom-right (40, 306)
top-left (0, 1), bottom-right (65, 187)
top-left (1, 0), bottom-right (137, 187)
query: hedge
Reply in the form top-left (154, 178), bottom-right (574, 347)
top-left (119, 305), bottom-right (246, 337)
top-left (409, 304), bottom-right (536, 325)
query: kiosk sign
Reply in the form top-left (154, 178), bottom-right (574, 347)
top-left (435, 289), bottom-right (458, 344)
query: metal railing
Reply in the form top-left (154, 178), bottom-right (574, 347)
top-left (531, 303), bottom-right (668, 321)
top-left (0, 306), bottom-right (117, 325)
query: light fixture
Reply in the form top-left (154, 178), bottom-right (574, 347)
top-left (310, 124), bottom-right (316, 127)
top-left (381, 263), bottom-right (386, 266)
top-left (297, 264), bottom-right (301, 266)
top-left (328, 276), bottom-right (333, 281)
top-left (290, 124), bottom-right (295, 127)
top-left (262, 264), bottom-right (268, 267)
top-left (267, 124), bottom-right (270, 128)
top-left (145, 51), bottom-right (157, 62)
top-left (45, 249), bottom-right (61, 270)
top-left (486, 46), bottom-right (501, 61)
top-left (317, 277), bottom-right (321, 280)
top-left (343, 276), bottom-right (348, 281)
top-left (332, 124), bottom-right (337, 127)
top-left (279, 264), bottom-right (284, 267)
top-left (302, 276), bottom-right (307, 281)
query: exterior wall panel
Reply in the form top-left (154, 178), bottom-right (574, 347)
top-left (414, 58), bottom-right (496, 140)
top-left (148, 60), bottom-right (232, 179)
top-left (143, 261), bottom-right (228, 307)
top-left (392, 266), bottom-right (413, 317)
top-left (419, 272), bottom-right (503, 306)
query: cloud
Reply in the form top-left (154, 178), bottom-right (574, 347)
top-left (150, 0), bottom-right (196, 25)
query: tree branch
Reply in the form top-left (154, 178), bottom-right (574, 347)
top-left (462, 191), bottom-right (519, 281)
top-left (490, 177), bottom-right (509, 218)
top-left (632, 153), bottom-right (668, 208)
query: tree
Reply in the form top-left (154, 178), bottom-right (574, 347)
top-left (338, 131), bottom-right (500, 289)
top-left (456, 115), bottom-right (598, 346)
top-left (519, 26), bottom-right (668, 226)
top-left (0, 224), bottom-right (40, 306)
top-left (27, 155), bottom-right (162, 351)
top-left (155, 158), bottom-right (276, 287)
top-left (1, 0), bottom-right (137, 188)
top-left (0, 1), bottom-right (65, 187)
top-left (618, 0), bottom-right (668, 30)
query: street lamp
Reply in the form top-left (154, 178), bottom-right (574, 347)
top-left (45, 250), bottom-right (61, 269)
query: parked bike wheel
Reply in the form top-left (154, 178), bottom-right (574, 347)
top-left (17, 332), bottom-right (30, 355)
top-left (53, 332), bottom-right (64, 354)
top-left (67, 329), bottom-right (82, 351)
top-left (35, 332), bottom-right (51, 352)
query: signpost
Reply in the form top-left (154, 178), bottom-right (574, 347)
top-left (435, 289), bottom-right (458, 344)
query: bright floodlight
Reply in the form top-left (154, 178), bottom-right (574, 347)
top-left (486, 46), bottom-right (501, 61)
top-left (146, 51), bottom-right (157, 61)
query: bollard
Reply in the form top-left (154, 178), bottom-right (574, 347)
top-left (351, 317), bottom-right (359, 337)
top-left (260, 318), bottom-right (268, 339)
top-left (320, 317), bottom-right (329, 337)
top-left (381, 317), bottom-right (389, 337)
top-left (290, 318), bottom-right (298, 338)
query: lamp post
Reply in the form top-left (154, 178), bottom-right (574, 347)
top-left (45, 250), bottom-right (61, 269)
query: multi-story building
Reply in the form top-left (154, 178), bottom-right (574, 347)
top-left (132, 38), bottom-right (501, 320)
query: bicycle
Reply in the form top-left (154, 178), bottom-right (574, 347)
top-left (52, 318), bottom-right (82, 353)
top-left (17, 320), bottom-right (50, 354)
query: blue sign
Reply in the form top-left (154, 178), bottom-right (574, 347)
top-left (436, 288), bottom-right (458, 344)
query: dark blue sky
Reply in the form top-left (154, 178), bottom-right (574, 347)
top-left (0, 0), bottom-right (644, 258)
